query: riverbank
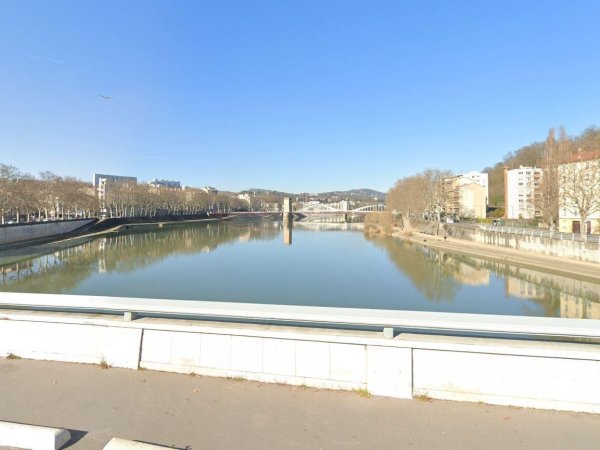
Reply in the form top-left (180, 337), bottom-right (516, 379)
top-left (0, 214), bottom-right (221, 254)
top-left (392, 228), bottom-right (600, 282)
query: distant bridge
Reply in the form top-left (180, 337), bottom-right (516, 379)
top-left (297, 203), bottom-right (386, 214)
top-left (216, 203), bottom-right (386, 219)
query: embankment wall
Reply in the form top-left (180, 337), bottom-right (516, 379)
top-left (446, 225), bottom-right (600, 263)
top-left (0, 219), bottom-right (95, 247)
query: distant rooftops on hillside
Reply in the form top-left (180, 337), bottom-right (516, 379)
top-left (148, 179), bottom-right (182, 189)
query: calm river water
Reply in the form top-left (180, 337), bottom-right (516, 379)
top-left (0, 220), bottom-right (598, 319)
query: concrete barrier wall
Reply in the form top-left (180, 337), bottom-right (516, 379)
top-left (1, 311), bottom-right (599, 413)
top-left (478, 229), bottom-right (600, 263)
top-left (0, 318), bottom-right (142, 369)
top-left (445, 224), bottom-right (600, 263)
top-left (0, 219), bottom-right (95, 246)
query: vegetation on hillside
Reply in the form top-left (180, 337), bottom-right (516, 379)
top-left (386, 125), bottom-right (600, 232)
top-left (483, 126), bottom-right (600, 207)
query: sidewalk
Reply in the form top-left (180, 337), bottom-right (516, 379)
top-left (393, 229), bottom-right (600, 281)
top-left (1, 358), bottom-right (599, 449)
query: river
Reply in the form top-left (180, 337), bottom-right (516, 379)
top-left (0, 220), bottom-right (598, 319)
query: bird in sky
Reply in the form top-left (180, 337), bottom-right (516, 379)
top-left (99, 94), bottom-right (113, 100)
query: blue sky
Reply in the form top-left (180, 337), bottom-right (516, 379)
top-left (1, 1), bottom-right (599, 193)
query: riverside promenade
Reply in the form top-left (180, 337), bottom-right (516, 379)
top-left (1, 358), bottom-right (599, 449)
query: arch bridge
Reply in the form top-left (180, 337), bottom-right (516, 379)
top-left (297, 203), bottom-right (386, 214)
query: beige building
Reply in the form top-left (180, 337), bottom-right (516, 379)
top-left (459, 171), bottom-right (489, 201)
top-left (444, 175), bottom-right (487, 218)
top-left (558, 157), bottom-right (600, 234)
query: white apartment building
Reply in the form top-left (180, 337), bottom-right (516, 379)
top-left (504, 166), bottom-right (542, 219)
top-left (92, 173), bottom-right (137, 212)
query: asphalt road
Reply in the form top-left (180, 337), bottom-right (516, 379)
top-left (1, 358), bottom-right (599, 450)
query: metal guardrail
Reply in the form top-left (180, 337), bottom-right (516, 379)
top-left (0, 292), bottom-right (599, 339)
top-left (480, 225), bottom-right (600, 244)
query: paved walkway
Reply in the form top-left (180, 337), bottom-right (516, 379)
top-left (1, 359), bottom-right (599, 449)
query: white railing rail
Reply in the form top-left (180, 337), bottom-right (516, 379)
top-left (0, 292), bottom-right (599, 339)
top-left (480, 225), bottom-right (600, 244)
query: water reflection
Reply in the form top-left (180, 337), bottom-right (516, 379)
top-left (0, 222), bottom-right (279, 294)
top-left (370, 237), bottom-right (600, 319)
top-left (283, 217), bottom-right (292, 245)
top-left (0, 222), bottom-right (598, 319)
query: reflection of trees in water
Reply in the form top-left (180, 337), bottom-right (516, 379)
top-left (0, 242), bottom-right (98, 293)
top-left (0, 222), bottom-right (279, 293)
top-left (369, 237), bottom-right (461, 302)
top-left (371, 237), bottom-right (600, 317)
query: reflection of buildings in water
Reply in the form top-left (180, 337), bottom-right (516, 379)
top-left (560, 292), bottom-right (600, 319)
top-left (238, 231), bottom-right (252, 242)
top-left (98, 258), bottom-right (107, 274)
top-left (502, 266), bottom-right (600, 303)
top-left (98, 237), bottom-right (107, 273)
top-left (433, 250), bottom-right (490, 286)
top-left (505, 277), bottom-right (545, 300)
top-left (495, 265), bottom-right (600, 318)
top-left (0, 222), bottom-right (280, 292)
top-left (451, 262), bottom-right (490, 286)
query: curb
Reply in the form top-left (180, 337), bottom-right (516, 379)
top-left (0, 421), bottom-right (71, 450)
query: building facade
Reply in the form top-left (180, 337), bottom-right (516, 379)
top-left (201, 186), bottom-right (218, 195)
top-left (444, 175), bottom-right (487, 219)
top-left (459, 171), bottom-right (489, 202)
top-left (504, 166), bottom-right (542, 219)
top-left (92, 173), bottom-right (137, 211)
top-left (148, 179), bottom-right (182, 189)
top-left (558, 157), bottom-right (600, 234)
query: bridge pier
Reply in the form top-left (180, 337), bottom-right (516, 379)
top-left (282, 197), bottom-right (292, 216)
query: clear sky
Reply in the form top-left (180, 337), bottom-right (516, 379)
top-left (1, 1), bottom-right (599, 193)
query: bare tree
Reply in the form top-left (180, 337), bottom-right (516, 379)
top-left (535, 128), bottom-right (566, 228)
top-left (387, 168), bottom-right (452, 232)
top-left (559, 155), bottom-right (600, 237)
